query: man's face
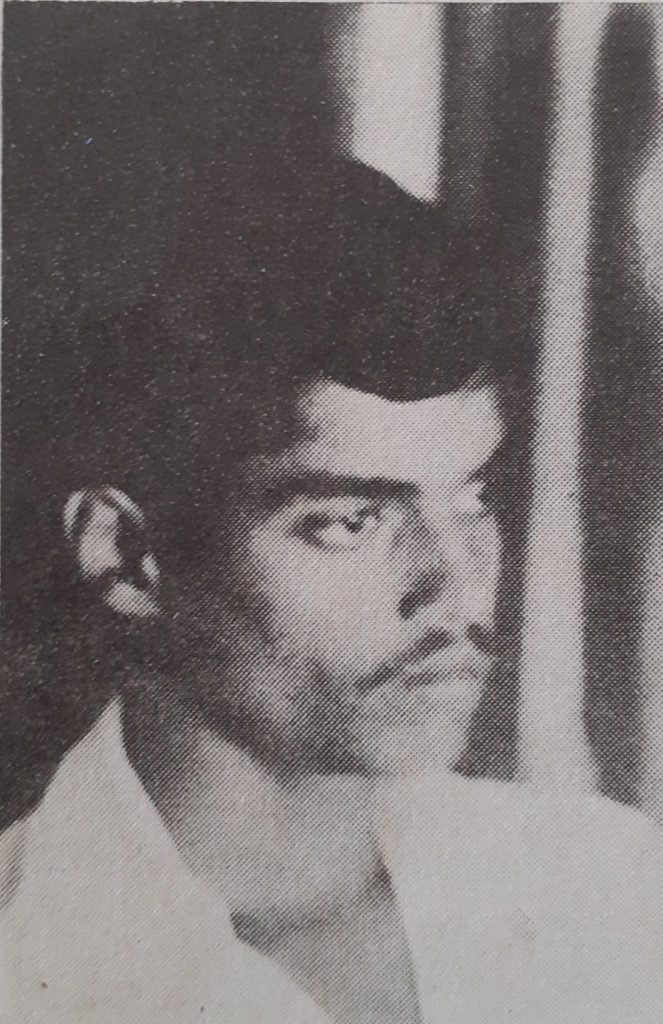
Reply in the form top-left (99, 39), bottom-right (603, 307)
top-left (177, 379), bottom-right (504, 777)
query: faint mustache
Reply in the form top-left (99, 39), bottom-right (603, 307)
top-left (361, 624), bottom-right (499, 692)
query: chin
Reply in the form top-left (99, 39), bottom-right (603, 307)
top-left (343, 676), bottom-right (485, 777)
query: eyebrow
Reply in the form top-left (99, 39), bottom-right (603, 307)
top-left (257, 437), bottom-right (511, 513)
top-left (259, 471), bottom-right (419, 511)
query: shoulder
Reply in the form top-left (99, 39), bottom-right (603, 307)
top-left (0, 705), bottom-right (112, 921)
top-left (459, 773), bottom-right (663, 861)
top-left (474, 783), bottom-right (663, 1022)
top-left (383, 772), bottom-right (663, 1017)
top-left (512, 779), bottom-right (662, 869)
top-left (401, 767), bottom-right (660, 838)
top-left (460, 776), bottom-right (663, 920)
top-left (453, 771), bottom-right (660, 840)
top-left (401, 771), bottom-right (663, 902)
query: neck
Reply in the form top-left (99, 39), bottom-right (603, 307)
top-left (121, 685), bottom-right (382, 920)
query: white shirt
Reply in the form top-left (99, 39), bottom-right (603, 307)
top-left (2, 700), bottom-right (663, 1024)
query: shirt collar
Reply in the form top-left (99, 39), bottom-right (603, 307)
top-left (12, 699), bottom-right (333, 1023)
top-left (11, 697), bottom-right (514, 1024)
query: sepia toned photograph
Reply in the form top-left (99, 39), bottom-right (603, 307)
top-left (2, 2), bottom-right (663, 1021)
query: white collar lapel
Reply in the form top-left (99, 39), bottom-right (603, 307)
top-left (10, 700), bottom-right (329, 1024)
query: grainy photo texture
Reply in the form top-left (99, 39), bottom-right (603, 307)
top-left (3, 3), bottom-right (663, 1022)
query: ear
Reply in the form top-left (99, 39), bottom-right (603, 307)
top-left (63, 487), bottom-right (161, 618)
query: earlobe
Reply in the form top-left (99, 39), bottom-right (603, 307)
top-left (63, 487), bottom-right (161, 619)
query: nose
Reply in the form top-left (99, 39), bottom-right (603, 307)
top-left (399, 568), bottom-right (450, 621)
top-left (398, 517), bottom-right (495, 625)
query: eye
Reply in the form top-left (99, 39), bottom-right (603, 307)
top-left (296, 504), bottom-right (384, 551)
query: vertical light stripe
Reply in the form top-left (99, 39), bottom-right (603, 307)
top-left (637, 8), bottom-right (663, 822)
top-left (634, 7), bottom-right (663, 313)
top-left (341, 3), bottom-right (443, 202)
top-left (519, 6), bottom-right (609, 789)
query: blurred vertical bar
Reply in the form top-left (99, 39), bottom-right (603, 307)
top-left (637, 8), bottom-right (663, 822)
top-left (519, 5), bottom-right (609, 789)
top-left (327, 3), bottom-right (443, 202)
top-left (443, 4), bottom-right (504, 230)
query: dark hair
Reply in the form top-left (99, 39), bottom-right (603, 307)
top-left (60, 162), bottom-right (513, 504)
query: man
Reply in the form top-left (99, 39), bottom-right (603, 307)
top-left (1, 162), bottom-right (662, 1024)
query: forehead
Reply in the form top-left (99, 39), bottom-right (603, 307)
top-left (267, 380), bottom-right (503, 485)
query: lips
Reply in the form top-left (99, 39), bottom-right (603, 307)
top-left (357, 656), bottom-right (490, 722)
top-left (399, 652), bottom-right (489, 689)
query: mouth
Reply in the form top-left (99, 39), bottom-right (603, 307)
top-left (399, 652), bottom-right (489, 689)
top-left (357, 654), bottom-right (491, 720)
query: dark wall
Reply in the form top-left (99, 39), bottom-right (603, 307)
top-left (3, 1), bottom-right (339, 825)
top-left (4, 0), bottom-right (338, 609)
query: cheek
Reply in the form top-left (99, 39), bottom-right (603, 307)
top-left (237, 530), bottom-right (404, 669)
